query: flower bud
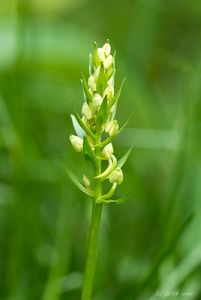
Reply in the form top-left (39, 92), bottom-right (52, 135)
top-left (92, 93), bottom-right (103, 112)
top-left (105, 120), bottom-right (119, 136)
top-left (102, 143), bottom-right (114, 159)
top-left (97, 48), bottom-right (105, 62)
top-left (102, 42), bottom-right (111, 57)
top-left (88, 75), bottom-right (96, 91)
top-left (82, 102), bottom-right (93, 120)
top-left (69, 135), bottom-right (83, 152)
top-left (109, 167), bottom-right (123, 185)
top-left (83, 174), bottom-right (90, 188)
top-left (103, 84), bottom-right (114, 101)
top-left (103, 55), bottom-right (113, 69)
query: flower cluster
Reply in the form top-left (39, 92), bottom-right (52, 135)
top-left (69, 41), bottom-right (126, 204)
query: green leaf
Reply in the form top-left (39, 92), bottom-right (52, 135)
top-left (117, 143), bottom-right (135, 168)
top-left (96, 64), bottom-right (107, 95)
top-left (92, 41), bottom-right (99, 68)
top-left (80, 73), bottom-right (93, 103)
top-left (113, 50), bottom-right (116, 69)
top-left (110, 78), bottom-right (125, 120)
top-left (96, 97), bottom-right (109, 132)
top-left (118, 113), bottom-right (134, 134)
top-left (65, 166), bottom-right (92, 196)
top-left (83, 136), bottom-right (97, 165)
top-left (97, 193), bottom-right (129, 204)
top-left (116, 77), bottom-right (126, 101)
top-left (75, 112), bottom-right (95, 140)
top-left (89, 53), bottom-right (93, 74)
top-left (70, 114), bottom-right (85, 138)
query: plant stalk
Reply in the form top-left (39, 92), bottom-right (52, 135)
top-left (81, 136), bottom-right (103, 300)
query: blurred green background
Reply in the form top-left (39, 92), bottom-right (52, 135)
top-left (0, 0), bottom-right (201, 299)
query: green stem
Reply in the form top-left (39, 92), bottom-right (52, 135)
top-left (81, 136), bottom-right (103, 300)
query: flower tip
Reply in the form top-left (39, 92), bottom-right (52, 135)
top-left (105, 120), bottom-right (119, 136)
top-left (82, 102), bottom-right (93, 120)
top-left (97, 48), bottom-right (105, 62)
top-left (103, 54), bottom-right (113, 69)
top-left (102, 143), bottom-right (114, 159)
top-left (109, 167), bottom-right (123, 185)
top-left (69, 134), bottom-right (83, 152)
top-left (83, 174), bottom-right (91, 188)
top-left (103, 42), bottom-right (111, 57)
top-left (92, 93), bottom-right (103, 112)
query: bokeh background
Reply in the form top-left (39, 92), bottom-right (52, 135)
top-left (0, 0), bottom-right (201, 299)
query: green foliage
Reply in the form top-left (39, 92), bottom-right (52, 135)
top-left (75, 112), bottom-right (95, 139)
top-left (97, 193), bottom-right (129, 204)
top-left (118, 144), bottom-right (134, 168)
top-left (83, 136), bottom-right (97, 165)
top-left (81, 73), bottom-right (93, 103)
top-left (96, 97), bottom-right (109, 132)
top-left (96, 65), bottom-right (107, 95)
top-left (71, 114), bottom-right (85, 138)
top-left (65, 167), bottom-right (92, 196)
top-left (110, 78), bottom-right (126, 107)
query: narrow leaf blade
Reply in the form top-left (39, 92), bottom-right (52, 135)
top-left (65, 166), bottom-right (91, 196)
top-left (83, 136), bottom-right (97, 164)
top-left (92, 41), bottom-right (99, 68)
top-left (70, 114), bottom-right (85, 138)
top-left (118, 143), bottom-right (135, 168)
top-left (75, 112), bottom-right (95, 140)
top-left (89, 53), bottom-right (93, 74)
top-left (96, 97), bottom-right (109, 132)
top-left (96, 64), bottom-right (107, 95)
top-left (81, 73), bottom-right (93, 103)
top-left (118, 113), bottom-right (134, 135)
top-left (98, 193), bottom-right (129, 204)
top-left (110, 78), bottom-right (125, 120)
top-left (111, 78), bottom-right (126, 107)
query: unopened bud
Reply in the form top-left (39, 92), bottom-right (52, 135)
top-left (97, 48), bottom-right (105, 62)
top-left (103, 55), bottom-right (113, 69)
top-left (88, 75), bottom-right (96, 91)
top-left (103, 84), bottom-right (114, 101)
top-left (83, 174), bottom-right (90, 188)
top-left (92, 93), bottom-right (103, 112)
top-left (102, 143), bottom-right (114, 159)
top-left (105, 120), bottom-right (119, 136)
top-left (109, 167), bottom-right (123, 185)
top-left (82, 102), bottom-right (93, 120)
top-left (102, 42), bottom-right (111, 57)
top-left (69, 135), bottom-right (83, 152)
